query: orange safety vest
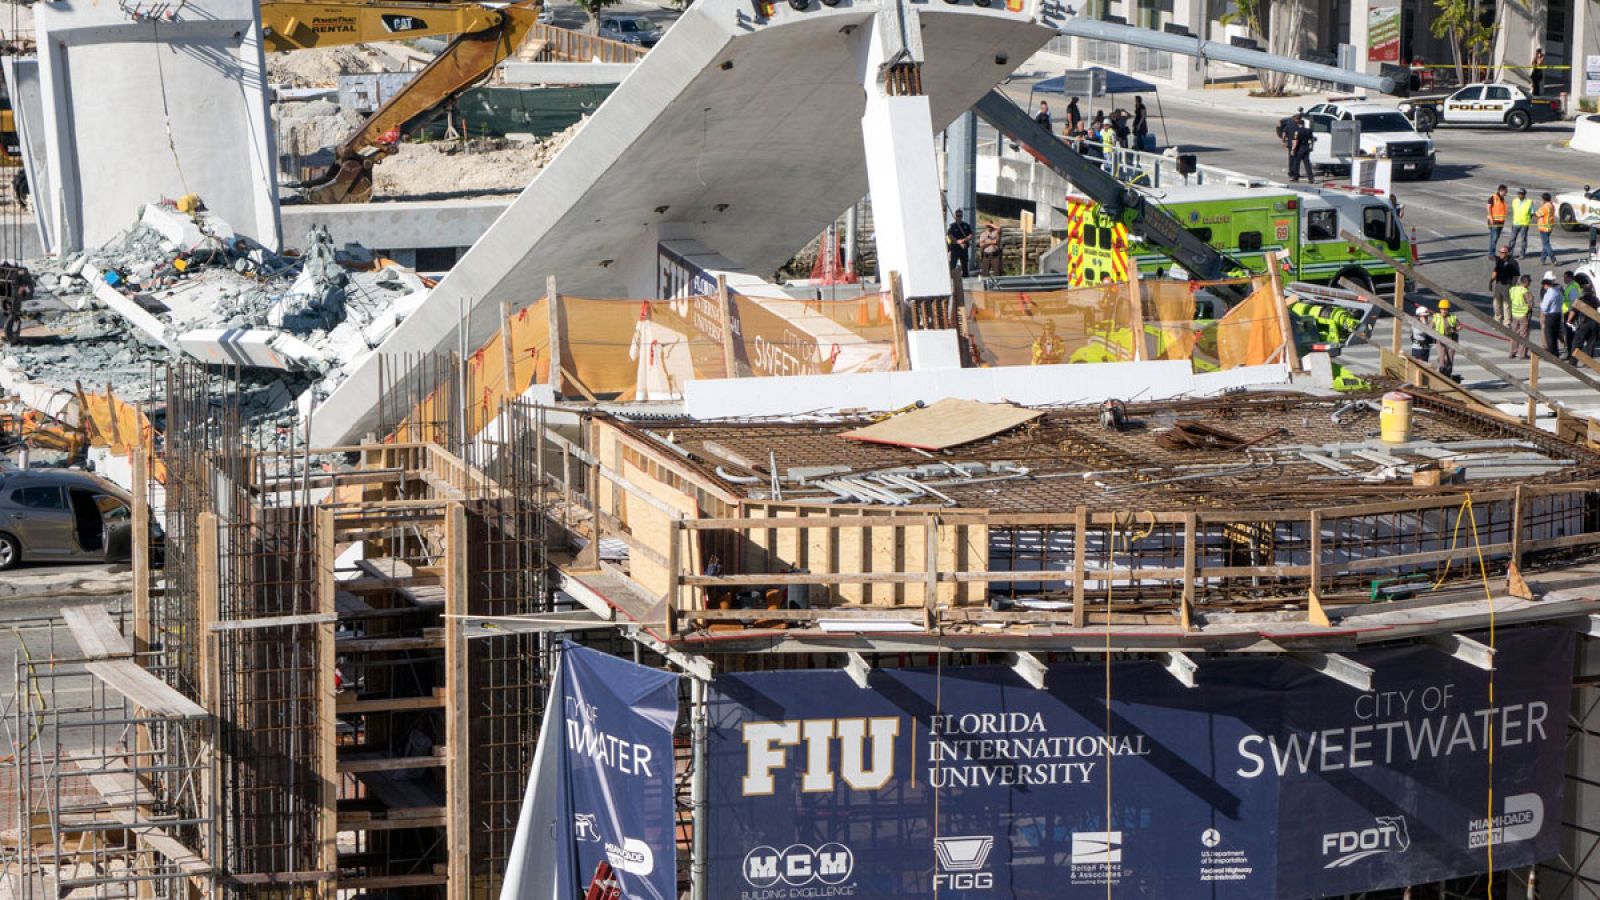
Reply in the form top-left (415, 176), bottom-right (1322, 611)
top-left (1536, 201), bottom-right (1556, 232)
top-left (1488, 194), bottom-right (1507, 225)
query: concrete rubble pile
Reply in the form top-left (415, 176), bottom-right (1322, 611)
top-left (1, 198), bottom-right (431, 432)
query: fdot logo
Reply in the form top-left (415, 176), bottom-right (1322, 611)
top-left (743, 843), bottom-right (854, 888)
top-left (1322, 816), bottom-right (1410, 868)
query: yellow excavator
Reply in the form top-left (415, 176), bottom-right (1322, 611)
top-left (263, 0), bottom-right (557, 203)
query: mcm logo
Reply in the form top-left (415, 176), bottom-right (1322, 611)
top-left (1322, 816), bottom-right (1410, 868)
top-left (572, 813), bottom-right (601, 843)
top-left (740, 718), bottom-right (899, 796)
top-left (742, 843), bottom-right (854, 888)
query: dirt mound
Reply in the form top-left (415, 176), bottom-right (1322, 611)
top-left (370, 119), bottom-right (586, 198)
top-left (268, 45), bottom-right (401, 88)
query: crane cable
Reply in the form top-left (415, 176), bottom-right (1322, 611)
top-left (1428, 493), bottom-right (1499, 895)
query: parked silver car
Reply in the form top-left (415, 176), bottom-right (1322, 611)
top-left (0, 469), bottom-right (157, 570)
top-left (598, 15), bottom-right (661, 47)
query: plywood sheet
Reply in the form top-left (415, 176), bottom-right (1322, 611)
top-left (840, 398), bottom-right (1042, 451)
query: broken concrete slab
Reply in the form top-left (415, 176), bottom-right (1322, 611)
top-left (176, 328), bottom-right (324, 371)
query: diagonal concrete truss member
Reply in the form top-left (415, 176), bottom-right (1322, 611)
top-left (312, 0), bottom-right (1060, 445)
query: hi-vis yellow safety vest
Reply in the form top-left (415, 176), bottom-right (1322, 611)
top-left (1510, 285), bottom-right (1531, 318)
top-left (1512, 198), bottom-right (1534, 227)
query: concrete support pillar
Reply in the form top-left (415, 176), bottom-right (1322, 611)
top-left (1169, 0), bottom-right (1209, 89)
top-left (1493, 0), bottom-right (1547, 87)
top-left (944, 111), bottom-right (977, 238)
top-left (856, 7), bottom-right (951, 300)
top-left (1573, 0), bottom-right (1595, 104)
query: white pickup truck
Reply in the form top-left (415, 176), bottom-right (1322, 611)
top-left (1303, 101), bottom-right (1437, 180)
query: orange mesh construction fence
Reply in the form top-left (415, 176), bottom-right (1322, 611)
top-left (560, 293), bottom-right (899, 400)
top-left (1215, 283), bottom-right (1291, 369)
top-left (967, 276), bottom-right (1283, 372)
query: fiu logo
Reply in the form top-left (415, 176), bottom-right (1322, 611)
top-left (740, 718), bottom-right (899, 795)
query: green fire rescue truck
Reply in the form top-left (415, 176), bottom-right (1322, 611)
top-left (1133, 183), bottom-right (1410, 293)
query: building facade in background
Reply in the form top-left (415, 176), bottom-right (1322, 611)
top-left (1049, 0), bottom-right (1599, 108)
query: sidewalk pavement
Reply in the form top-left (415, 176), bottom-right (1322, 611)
top-left (0, 564), bottom-right (130, 604)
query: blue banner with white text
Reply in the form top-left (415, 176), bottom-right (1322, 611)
top-left (559, 641), bottom-right (679, 898)
top-left (706, 628), bottom-right (1571, 899)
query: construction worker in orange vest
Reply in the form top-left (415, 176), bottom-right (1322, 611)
top-left (1487, 184), bottom-right (1508, 258)
top-left (1536, 192), bottom-right (1557, 265)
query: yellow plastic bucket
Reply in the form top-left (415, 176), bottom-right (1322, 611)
top-left (1379, 391), bottom-right (1412, 444)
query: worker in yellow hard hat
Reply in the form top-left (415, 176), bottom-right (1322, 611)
top-left (1431, 298), bottom-right (1460, 378)
top-left (1032, 320), bottom-right (1065, 365)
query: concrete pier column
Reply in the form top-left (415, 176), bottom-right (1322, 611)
top-left (856, 5), bottom-right (952, 301)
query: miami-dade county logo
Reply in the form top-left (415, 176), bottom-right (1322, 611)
top-left (1468, 793), bottom-right (1543, 849)
top-left (1322, 816), bottom-right (1409, 868)
top-left (742, 843), bottom-right (854, 889)
top-left (934, 835), bottom-right (995, 890)
top-left (604, 837), bottom-right (655, 877)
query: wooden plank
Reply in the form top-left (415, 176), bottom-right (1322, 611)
top-left (338, 875), bottom-right (449, 889)
top-left (888, 270), bottom-right (910, 370)
top-left (336, 814), bottom-right (448, 832)
top-left (691, 608), bottom-right (923, 622)
top-left (547, 275), bottom-right (565, 397)
top-left (335, 636), bottom-right (445, 653)
top-left (717, 274), bottom-right (740, 378)
top-left (444, 503), bottom-right (470, 900)
top-left (61, 606), bottom-right (131, 660)
top-left (65, 751), bottom-right (211, 879)
top-left (1180, 512), bottom-right (1196, 632)
top-left (681, 514), bottom-right (935, 530)
top-left (209, 613), bottom-right (337, 632)
top-left (131, 449), bottom-right (150, 660)
top-left (681, 572), bottom-right (926, 586)
top-left (335, 695), bottom-right (446, 714)
top-left (1071, 506), bottom-right (1087, 629)
top-left (316, 507), bottom-right (339, 900)
top-left (338, 754), bottom-right (447, 774)
top-left (1342, 229), bottom-right (1596, 403)
top-left (84, 660), bottom-right (207, 719)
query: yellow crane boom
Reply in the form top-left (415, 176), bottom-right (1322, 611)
top-left (261, 0), bottom-right (509, 53)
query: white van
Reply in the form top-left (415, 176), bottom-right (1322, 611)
top-left (1304, 101), bottom-right (1436, 180)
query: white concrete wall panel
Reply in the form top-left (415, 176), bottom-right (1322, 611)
top-left (37, 0), bottom-right (280, 253)
top-left (311, 0), bottom-right (1055, 444)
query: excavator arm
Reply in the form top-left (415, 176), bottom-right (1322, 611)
top-left (260, 0), bottom-right (508, 52)
top-left (972, 89), bottom-right (1242, 288)
top-left (296, 1), bottom-right (546, 204)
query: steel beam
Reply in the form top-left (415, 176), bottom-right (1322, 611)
top-left (1288, 651), bottom-right (1374, 691)
top-left (1057, 16), bottom-right (1399, 95)
top-left (845, 651), bottom-right (873, 689)
top-left (1012, 651), bottom-right (1048, 690)
top-left (1565, 614), bottom-right (1600, 638)
top-left (1164, 651), bottom-right (1199, 688)
top-left (1423, 632), bottom-right (1496, 670)
top-left (625, 627), bottom-right (714, 682)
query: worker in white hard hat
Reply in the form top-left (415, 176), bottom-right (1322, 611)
top-left (1541, 271), bottom-right (1565, 358)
